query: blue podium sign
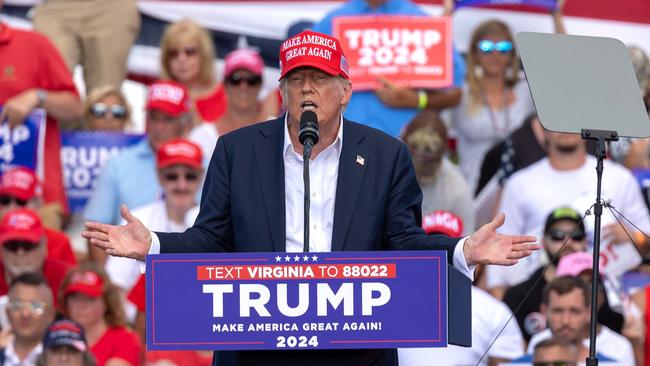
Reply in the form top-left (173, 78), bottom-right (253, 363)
top-left (146, 250), bottom-right (447, 351)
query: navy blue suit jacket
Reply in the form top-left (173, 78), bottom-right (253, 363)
top-left (157, 116), bottom-right (459, 366)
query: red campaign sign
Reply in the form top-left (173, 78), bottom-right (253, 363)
top-left (333, 16), bottom-right (453, 91)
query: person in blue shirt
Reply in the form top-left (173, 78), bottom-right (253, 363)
top-left (312, 0), bottom-right (466, 137)
top-left (83, 80), bottom-right (195, 265)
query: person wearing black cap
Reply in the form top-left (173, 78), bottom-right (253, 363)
top-left (36, 319), bottom-right (95, 366)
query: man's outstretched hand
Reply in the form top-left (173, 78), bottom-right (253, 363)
top-left (81, 205), bottom-right (152, 261)
top-left (464, 213), bottom-right (539, 266)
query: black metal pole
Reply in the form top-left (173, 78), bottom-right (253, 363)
top-left (581, 129), bottom-right (618, 366)
top-left (586, 136), bottom-right (606, 366)
top-left (303, 143), bottom-right (312, 253)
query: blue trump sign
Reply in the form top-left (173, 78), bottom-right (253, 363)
top-left (146, 251), bottom-right (448, 351)
top-left (456, 0), bottom-right (557, 10)
top-left (61, 132), bottom-right (144, 213)
top-left (0, 107), bottom-right (45, 174)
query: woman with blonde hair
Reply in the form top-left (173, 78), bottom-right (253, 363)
top-left (82, 85), bottom-right (132, 131)
top-left (59, 263), bottom-right (142, 366)
top-left (160, 19), bottom-right (226, 124)
top-left (447, 19), bottom-right (536, 192)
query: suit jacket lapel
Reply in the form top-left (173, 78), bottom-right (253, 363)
top-left (254, 117), bottom-right (286, 252)
top-left (332, 120), bottom-right (367, 251)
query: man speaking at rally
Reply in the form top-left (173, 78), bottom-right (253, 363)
top-left (83, 30), bottom-right (538, 366)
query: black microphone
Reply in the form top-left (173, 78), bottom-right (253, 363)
top-left (299, 111), bottom-right (319, 150)
top-left (299, 111), bottom-right (319, 254)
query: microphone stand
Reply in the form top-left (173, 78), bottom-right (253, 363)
top-left (302, 142), bottom-right (313, 253)
top-left (581, 128), bottom-right (618, 366)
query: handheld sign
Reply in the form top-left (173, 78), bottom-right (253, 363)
top-left (61, 132), bottom-right (144, 213)
top-left (333, 16), bottom-right (453, 90)
top-left (0, 107), bottom-right (45, 174)
top-left (147, 251), bottom-right (448, 351)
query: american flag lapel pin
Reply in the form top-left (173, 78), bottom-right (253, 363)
top-left (356, 155), bottom-right (365, 166)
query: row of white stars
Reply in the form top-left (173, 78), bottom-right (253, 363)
top-left (275, 255), bottom-right (319, 262)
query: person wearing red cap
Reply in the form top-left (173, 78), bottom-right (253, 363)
top-left (0, 1), bottom-right (82, 227)
top-left (59, 264), bottom-right (141, 366)
top-left (0, 208), bottom-right (70, 308)
top-left (83, 80), bottom-right (195, 266)
top-left (105, 138), bottom-right (203, 320)
top-left (189, 48), bottom-right (268, 160)
top-left (84, 30), bottom-right (538, 366)
top-left (0, 167), bottom-right (76, 266)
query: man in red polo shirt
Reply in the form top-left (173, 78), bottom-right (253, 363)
top-left (0, 1), bottom-right (82, 228)
top-left (0, 208), bottom-right (70, 307)
top-left (0, 167), bottom-right (76, 265)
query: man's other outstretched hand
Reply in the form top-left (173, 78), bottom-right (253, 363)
top-left (81, 205), bottom-right (152, 261)
top-left (464, 213), bottom-right (539, 266)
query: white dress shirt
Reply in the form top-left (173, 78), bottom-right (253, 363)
top-left (147, 115), bottom-right (473, 278)
top-left (3, 341), bottom-right (41, 366)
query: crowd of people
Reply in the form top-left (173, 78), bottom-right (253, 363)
top-left (2, 0), bottom-right (650, 365)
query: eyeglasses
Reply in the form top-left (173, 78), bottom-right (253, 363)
top-left (168, 46), bottom-right (198, 59)
top-left (162, 172), bottom-right (200, 182)
top-left (547, 229), bottom-right (587, 242)
top-left (4, 240), bottom-right (39, 252)
top-left (0, 195), bottom-right (28, 207)
top-left (7, 299), bottom-right (48, 316)
top-left (90, 103), bottom-right (127, 119)
top-left (226, 74), bottom-right (262, 87)
top-left (477, 40), bottom-right (514, 54)
top-left (533, 362), bottom-right (577, 366)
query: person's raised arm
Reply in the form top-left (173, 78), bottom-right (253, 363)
top-left (552, 0), bottom-right (566, 34)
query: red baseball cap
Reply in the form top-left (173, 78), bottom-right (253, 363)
top-left (0, 208), bottom-right (44, 245)
top-left (0, 167), bottom-right (37, 201)
top-left (157, 138), bottom-right (203, 170)
top-left (278, 30), bottom-right (350, 80)
top-left (422, 210), bottom-right (464, 237)
top-left (146, 81), bottom-right (191, 117)
top-left (224, 49), bottom-right (264, 78)
top-left (64, 271), bottom-right (104, 298)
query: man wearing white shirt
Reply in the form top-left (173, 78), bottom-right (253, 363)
top-left (527, 276), bottom-right (634, 366)
top-left (105, 138), bottom-right (203, 319)
top-left (83, 30), bottom-right (539, 366)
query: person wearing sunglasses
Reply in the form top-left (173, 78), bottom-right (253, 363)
top-left (82, 85), bottom-right (131, 132)
top-left (0, 273), bottom-right (55, 366)
top-left (503, 207), bottom-right (622, 345)
top-left (160, 19), bottom-right (226, 124)
top-left (446, 19), bottom-right (536, 194)
top-left (0, 167), bottom-right (76, 267)
top-left (103, 138), bottom-right (204, 365)
top-left (0, 209), bottom-right (71, 310)
top-left (189, 48), bottom-right (268, 161)
top-left (83, 80), bottom-right (196, 266)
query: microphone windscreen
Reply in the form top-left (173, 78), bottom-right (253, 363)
top-left (300, 110), bottom-right (318, 125)
top-left (299, 111), bottom-right (319, 146)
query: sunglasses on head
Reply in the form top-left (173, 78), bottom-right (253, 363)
top-left (168, 46), bottom-right (198, 59)
top-left (4, 240), bottom-right (39, 252)
top-left (163, 172), bottom-right (200, 182)
top-left (226, 74), bottom-right (262, 87)
top-left (477, 40), bottom-right (514, 54)
top-left (90, 103), bottom-right (127, 119)
top-left (0, 195), bottom-right (27, 207)
top-left (547, 229), bottom-right (586, 242)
